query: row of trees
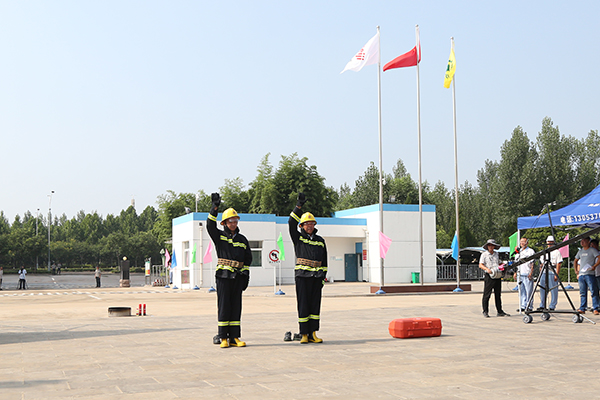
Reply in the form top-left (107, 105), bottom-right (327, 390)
top-left (0, 206), bottom-right (162, 269)
top-left (2, 117), bottom-right (599, 268)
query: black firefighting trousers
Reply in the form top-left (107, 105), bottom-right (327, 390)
top-left (216, 276), bottom-right (245, 339)
top-left (295, 276), bottom-right (323, 334)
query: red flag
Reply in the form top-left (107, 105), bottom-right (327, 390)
top-left (383, 43), bottom-right (421, 71)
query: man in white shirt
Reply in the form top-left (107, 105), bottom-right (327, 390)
top-left (18, 266), bottom-right (27, 290)
top-left (513, 237), bottom-right (535, 311)
top-left (574, 237), bottom-right (600, 314)
top-left (592, 239), bottom-right (600, 291)
top-left (538, 235), bottom-right (562, 311)
top-left (479, 239), bottom-right (510, 318)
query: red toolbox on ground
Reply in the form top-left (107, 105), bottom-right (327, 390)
top-left (388, 318), bottom-right (442, 339)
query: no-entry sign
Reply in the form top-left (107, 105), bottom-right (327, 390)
top-left (269, 249), bottom-right (280, 262)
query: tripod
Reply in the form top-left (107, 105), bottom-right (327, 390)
top-left (522, 250), bottom-right (594, 324)
top-left (521, 201), bottom-right (595, 324)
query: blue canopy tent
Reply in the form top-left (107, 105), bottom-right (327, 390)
top-left (518, 184), bottom-right (600, 230)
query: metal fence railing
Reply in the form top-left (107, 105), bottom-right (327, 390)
top-left (150, 264), bottom-right (168, 286)
top-left (437, 264), bottom-right (486, 281)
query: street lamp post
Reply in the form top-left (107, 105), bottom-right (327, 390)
top-left (36, 208), bottom-right (39, 270)
top-left (48, 191), bottom-right (54, 271)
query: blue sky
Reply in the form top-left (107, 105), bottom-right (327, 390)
top-left (1, 1), bottom-right (598, 222)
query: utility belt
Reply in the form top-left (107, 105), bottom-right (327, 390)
top-left (296, 258), bottom-right (322, 269)
top-left (217, 258), bottom-right (244, 269)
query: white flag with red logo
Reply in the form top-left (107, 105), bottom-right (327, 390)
top-left (340, 32), bottom-right (380, 74)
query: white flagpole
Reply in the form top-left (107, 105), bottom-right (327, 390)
top-left (376, 26), bottom-right (385, 295)
top-left (415, 25), bottom-right (424, 285)
top-left (451, 37), bottom-right (462, 292)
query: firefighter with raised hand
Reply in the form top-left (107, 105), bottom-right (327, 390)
top-left (289, 192), bottom-right (328, 344)
top-left (207, 192), bottom-right (252, 348)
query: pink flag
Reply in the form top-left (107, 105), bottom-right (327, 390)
top-left (559, 234), bottom-right (570, 258)
top-left (379, 231), bottom-right (392, 259)
top-left (164, 249), bottom-right (171, 266)
top-left (203, 241), bottom-right (214, 264)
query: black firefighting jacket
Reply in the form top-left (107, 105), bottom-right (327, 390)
top-left (207, 208), bottom-right (252, 281)
top-left (288, 206), bottom-right (328, 279)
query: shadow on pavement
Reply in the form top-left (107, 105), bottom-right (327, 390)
top-left (0, 380), bottom-right (66, 388)
top-left (0, 326), bottom-right (193, 345)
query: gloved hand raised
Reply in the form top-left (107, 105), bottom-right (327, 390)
top-left (211, 193), bottom-right (221, 209)
top-left (297, 192), bottom-right (307, 208)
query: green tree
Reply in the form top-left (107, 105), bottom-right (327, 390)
top-left (250, 153), bottom-right (337, 216)
top-left (248, 153), bottom-right (274, 214)
top-left (81, 212), bottom-right (104, 243)
top-left (534, 117), bottom-right (577, 208)
top-left (574, 129), bottom-right (600, 199)
top-left (428, 181), bottom-right (455, 248)
top-left (350, 161), bottom-right (388, 207)
top-left (153, 191), bottom-right (198, 246)
top-left (495, 126), bottom-right (538, 241)
top-left (138, 206), bottom-right (158, 233)
top-left (119, 206), bottom-right (139, 236)
top-left (219, 178), bottom-right (251, 213)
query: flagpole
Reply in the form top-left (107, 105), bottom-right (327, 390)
top-left (208, 261), bottom-right (216, 292)
top-left (273, 259), bottom-right (277, 293)
top-left (451, 37), bottom-right (463, 293)
top-left (376, 26), bottom-right (385, 295)
top-left (415, 25), bottom-right (424, 285)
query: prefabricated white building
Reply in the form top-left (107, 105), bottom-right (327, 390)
top-left (170, 204), bottom-right (436, 289)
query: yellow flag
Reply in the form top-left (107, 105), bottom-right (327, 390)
top-left (443, 48), bottom-right (456, 88)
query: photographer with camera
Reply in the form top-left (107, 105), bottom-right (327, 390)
top-left (479, 239), bottom-right (510, 318)
top-left (513, 237), bottom-right (535, 312)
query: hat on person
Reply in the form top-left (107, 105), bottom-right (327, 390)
top-left (482, 239), bottom-right (501, 250)
top-left (546, 235), bottom-right (555, 243)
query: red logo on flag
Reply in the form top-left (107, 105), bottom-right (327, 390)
top-left (356, 48), bottom-right (365, 61)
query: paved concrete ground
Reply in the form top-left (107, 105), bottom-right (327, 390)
top-left (0, 278), bottom-right (598, 399)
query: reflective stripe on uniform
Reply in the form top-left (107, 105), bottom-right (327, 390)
top-left (216, 265), bottom-right (249, 272)
top-left (216, 265), bottom-right (237, 273)
top-left (298, 317), bottom-right (309, 323)
top-left (290, 212), bottom-right (301, 222)
top-left (309, 314), bottom-right (319, 320)
top-left (219, 235), bottom-right (247, 249)
top-left (208, 214), bottom-right (217, 222)
top-left (295, 264), bottom-right (328, 273)
top-left (299, 237), bottom-right (325, 247)
top-left (218, 320), bottom-right (241, 326)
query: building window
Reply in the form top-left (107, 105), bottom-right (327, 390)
top-left (183, 241), bottom-right (190, 267)
top-left (249, 241), bottom-right (262, 267)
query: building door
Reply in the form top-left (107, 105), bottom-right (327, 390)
top-left (344, 254), bottom-right (358, 282)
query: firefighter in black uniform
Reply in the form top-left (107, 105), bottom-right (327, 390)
top-left (207, 193), bottom-right (252, 348)
top-left (289, 192), bottom-right (328, 344)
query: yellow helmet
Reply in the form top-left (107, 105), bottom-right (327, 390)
top-left (299, 212), bottom-right (316, 226)
top-left (220, 208), bottom-right (240, 225)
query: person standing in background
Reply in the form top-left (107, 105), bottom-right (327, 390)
top-left (574, 237), bottom-right (600, 314)
top-left (514, 237), bottom-right (535, 312)
top-left (95, 267), bottom-right (102, 288)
